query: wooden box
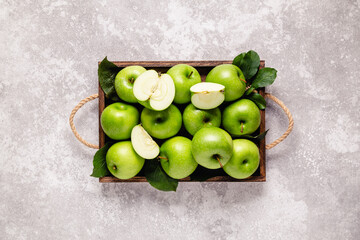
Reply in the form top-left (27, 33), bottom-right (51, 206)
top-left (99, 61), bottom-right (266, 182)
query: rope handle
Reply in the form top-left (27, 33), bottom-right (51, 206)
top-left (69, 93), bottom-right (293, 150)
top-left (264, 93), bottom-right (294, 149)
top-left (69, 94), bottom-right (99, 149)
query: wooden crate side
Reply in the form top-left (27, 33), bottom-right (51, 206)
top-left (110, 61), bottom-right (233, 67)
top-left (98, 82), bottom-right (106, 148)
top-left (100, 175), bottom-right (265, 183)
top-left (258, 61), bottom-right (266, 179)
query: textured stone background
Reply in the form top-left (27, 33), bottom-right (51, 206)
top-left (1, 0), bottom-right (359, 239)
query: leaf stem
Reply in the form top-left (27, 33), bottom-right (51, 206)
top-left (216, 156), bottom-right (223, 168)
top-left (245, 87), bottom-right (255, 95)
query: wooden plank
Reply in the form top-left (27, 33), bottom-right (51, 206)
top-left (98, 82), bottom-right (106, 148)
top-left (101, 60), bottom-right (265, 65)
top-left (98, 60), bottom-right (266, 182)
top-left (108, 60), bottom-right (264, 68)
top-left (110, 61), bottom-right (234, 67)
top-left (99, 175), bottom-right (265, 183)
top-left (258, 61), bottom-right (266, 180)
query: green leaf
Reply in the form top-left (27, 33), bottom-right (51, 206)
top-left (90, 143), bottom-right (112, 178)
top-left (246, 92), bottom-right (266, 109)
top-left (232, 52), bottom-right (246, 67)
top-left (144, 160), bottom-right (178, 192)
top-left (251, 67), bottom-right (277, 89)
top-left (239, 130), bottom-right (269, 142)
top-left (232, 50), bottom-right (260, 80)
top-left (98, 57), bottom-right (121, 101)
top-left (190, 166), bottom-right (223, 181)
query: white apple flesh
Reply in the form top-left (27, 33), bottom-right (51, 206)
top-left (190, 82), bottom-right (225, 109)
top-left (133, 70), bottom-right (175, 111)
top-left (131, 124), bottom-right (160, 159)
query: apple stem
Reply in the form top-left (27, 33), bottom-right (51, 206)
top-left (158, 72), bottom-right (162, 77)
top-left (216, 156), bottom-right (223, 168)
top-left (130, 77), bottom-right (134, 84)
top-left (241, 122), bottom-right (244, 133)
top-left (113, 166), bottom-right (117, 170)
top-left (157, 156), bottom-right (168, 161)
top-left (240, 78), bottom-right (247, 83)
top-left (188, 71), bottom-right (193, 78)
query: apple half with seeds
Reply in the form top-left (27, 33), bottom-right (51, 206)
top-left (133, 70), bottom-right (175, 111)
top-left (131, 124), bottom-right (160, 159)
top-left (190, 82), bottom-right (225, 110)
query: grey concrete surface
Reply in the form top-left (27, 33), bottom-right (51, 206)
top-left (1, 0), bottom-right (359, 239)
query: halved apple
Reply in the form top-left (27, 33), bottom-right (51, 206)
top-left (133, 70), bottom-right (175, 111)
top-left (131, 124), bottom-right (159, 159)
top-left (190, 82), bottom-right (225, 109)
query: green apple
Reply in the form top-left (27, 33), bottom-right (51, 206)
top-left (167, 64), bottom-right (201, 104)
top-left (223, 139), bottom-right (260, 179)
top-left (191, 127), bottom-right (233, 169)
top-left (100, 102), bottom-right (139, 140)
top-left (183, 103), bottom-right (221, 135)
top-left (141, 104), bottom-right (182, 139)
top-left (114, 66), bottom-right (146, 103)
top-left (131, 124), bottom-right (159, 159)
top-left (222, 99), bottom-right (261, 136)
top-left (159, 136), bottom-right (198, 179)
top-left (106, 141), bottom-right (145, 179)
top-left (190, 82), bottom-right (225, 109)
top-left (205, 64), bottom-right (246, 101)
top-left (133, 70), bottom-right (175, 111)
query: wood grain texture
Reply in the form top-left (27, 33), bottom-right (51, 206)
top-left (110, 61), bottom-right (235, 67)
top-left (100, 175), bottom-right (265, 183)
top-left (258, 61), bottom-right (266, 179)
top-left (98, 60), bottom-right (266, 182)
top-left (98, 82), bottom-right (106, 148)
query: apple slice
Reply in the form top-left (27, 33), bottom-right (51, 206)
top-left (133, 70), bottom-right (175, 111)
top-left (131, 124), bottom-right (160, 159)
top-left (190, 82), bottom-right (225, 109)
